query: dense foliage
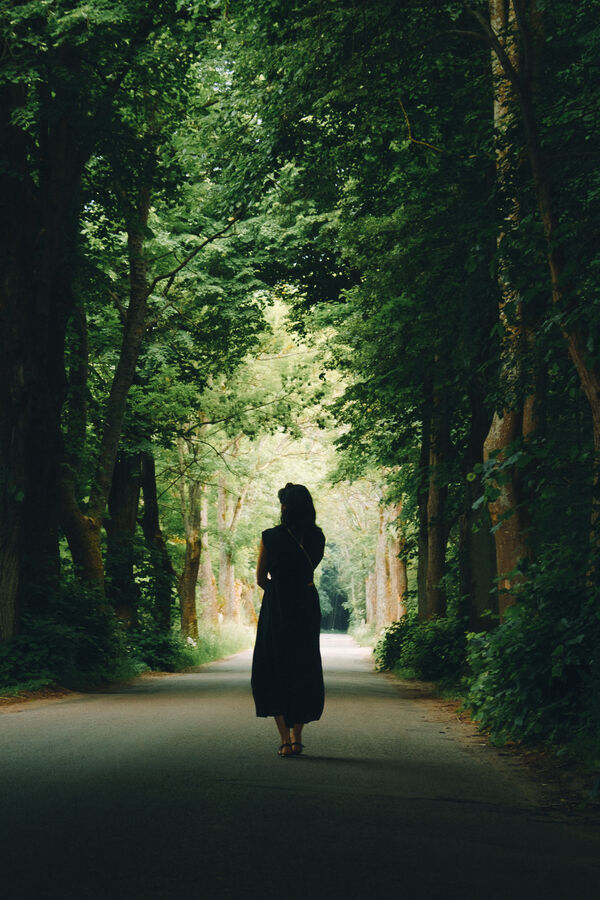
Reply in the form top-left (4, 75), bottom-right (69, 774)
top-left (233, 0), bottom-right (600, 760)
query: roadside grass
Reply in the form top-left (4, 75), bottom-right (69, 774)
top-left (176, 620), bottom-right (256, 669)
top-left (348, 621), bottom-right (378, 647)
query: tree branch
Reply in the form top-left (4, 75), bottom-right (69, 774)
top-left (398, 98), bottom-right (444, 155)
top-left (146, 216), bottom-right (240, 298)
top-left (181, 393), bottom-right (298, 435)
top-left (109, 290), bottom-right (127, 324)
top-left (398, 97), bottom-right (483, 161)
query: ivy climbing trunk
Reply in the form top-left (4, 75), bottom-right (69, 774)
top-left (217, 478), bottom-right (235, 617)
top-left (179, 532), bottom-right (201, 642)
top-left (365, 572), bottom-right (376, 625)
top-left (474, 2), bottom-right (600, 478)
top-left (472, 1), bottom-right (600, 588)
top-left (374, 506), bottom-right (391, 628)
top-left (508, 4), bottom-right (600, 538)
top-left (366, 502), bottom-right (407, 626)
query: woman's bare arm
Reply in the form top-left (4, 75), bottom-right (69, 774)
top-left (256, 538), bottom-right (269, 590)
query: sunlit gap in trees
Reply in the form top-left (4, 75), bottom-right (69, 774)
top-left (165, 295), bottom-right (392, 641)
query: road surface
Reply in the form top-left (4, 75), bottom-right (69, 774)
top-left (1, 634), bottom-right (599, 899)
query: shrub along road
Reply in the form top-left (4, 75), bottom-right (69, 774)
top-left (1, 634), bottom-right (598, 899)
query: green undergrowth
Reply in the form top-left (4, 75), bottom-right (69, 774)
top-left (122, 617), bottom-right (255, 674)
top-left (0, 583), bottom-right (126, 694)
top-left (465, 596), bottom-right (600, 769)
top-left (374, 614), bottom-right (466, 684)
top-left (0, 581), bottom-right (256, 695)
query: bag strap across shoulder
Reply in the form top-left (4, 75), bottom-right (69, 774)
top-left (286, 527), bottom-right (314, 573)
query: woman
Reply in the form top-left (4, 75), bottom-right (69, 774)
top-left (251, 483), bottom-right (326, 757)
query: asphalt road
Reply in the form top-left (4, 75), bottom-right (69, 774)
top-left (1, 633), bottom-right (599, 900)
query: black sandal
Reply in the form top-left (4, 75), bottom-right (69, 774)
top-left (278, 743), bottom-right (292, 757)
top-left (291, 742), bottom-right (304, 756)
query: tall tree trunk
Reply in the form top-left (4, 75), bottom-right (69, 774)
top-left (495, 4), bottom-right (600, 538)
top-left (0, 104), bottom-right (82, 636)
top-left (238, 579), bottom-right (258, 626)
top-left (388, 501), bottom-right (408, 621)
top-left (424, 386), bottom-right (449, 618)
top-left (198, 483), bottom-right (218, 621)
top-left (217, 475), bottom-right (247, 619)
top-left (483, 407), bottom-right (535, 616)
top-left (105, 452), bottom-right (141, 628)
top-left (374, 506), bottom-right (391, 628)
top-left (217, 478), bottom-right (234, 615)
top-left (140, 451), bottom-right (175, 633)
top-left (0, 23), bottom-right (166, 639)
top-left (459, 388), bottom-right (498, 630)
top-left (417, 409), bottom-right (431, 618)
top-left (365, 572), bottom-right (376, 625)
top-left (177, 441), bottom-right (201, 640)
top-left (179, 533), bottom-right (201, 642)
top-left (475, 2), bottom-right (600, 480)
top-left (396, 552), bottom-right (408, 620)
top-left (475, 1), bottom-right (600, 581)
top-left (0, 85), bottom-right (31, 638)
top-left (219, 548), bottom-right (237, 619)
top-left (482, 0), bottom-right (535, 617)
top-left (59, 187), bottom-right (152, 588)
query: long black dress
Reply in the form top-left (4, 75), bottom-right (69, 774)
top-left (251, 524), bottom-right (326, 727)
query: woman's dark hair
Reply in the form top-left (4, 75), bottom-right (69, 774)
top-left (278, 483), bottom-right (316, 533)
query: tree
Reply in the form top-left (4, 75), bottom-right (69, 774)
top-left (0, 1), bottom-right (220, 637)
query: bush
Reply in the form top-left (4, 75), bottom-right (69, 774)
top-left (0, 574), bottom-right (256, 694)
top-left (375, 614), bottom-right (466, 683)
top-left (374, 617), bottom-right (413, 670)
top-left (125, 625), bottom-right (184, 673)
top-left (0, 580), bottom-right (124, 691)
top-left (465, 585), bottom-right (600, 754)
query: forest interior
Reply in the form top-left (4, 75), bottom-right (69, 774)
top-left (1, 0), bottom-right (600, 777)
